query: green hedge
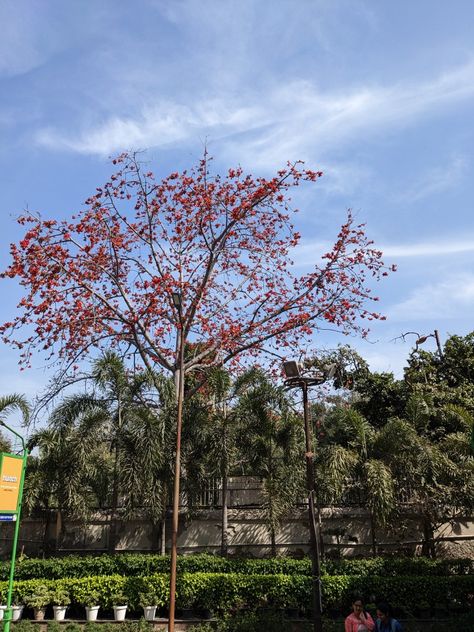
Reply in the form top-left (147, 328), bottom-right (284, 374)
top-left (1, 572), bottom-right (472, 615)
top-left (2, 553), bottom-right (472, 580)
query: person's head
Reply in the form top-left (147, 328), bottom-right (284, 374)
top-left (376, 602), bottom-right (391, 623)
top-left (352, 596), bottom-right (364, 615)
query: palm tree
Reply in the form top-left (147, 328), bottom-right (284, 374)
top-left (316, 407), bottom-right (396, 556)
top-left (27, 352), bottom-right (166, 551)
top-left (237, 370), bottom-right (305, 556)
top-left (0, 394), bottom-right (29, 430)
top-left (119, 372), bottom-right (176, 554)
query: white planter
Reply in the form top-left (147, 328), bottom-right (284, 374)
top-left (53, 605), bottom-right (68, 621)
top-left (85, 606), bottom-right (100, 621)
top-left (143, 605), bottom-right (157, 621)
top-left (0, 606), bottom-right (5, 621)
top-left (12, 605), bottom-right (24, 621)
top-left (113, 605), bottom-right (128, 621)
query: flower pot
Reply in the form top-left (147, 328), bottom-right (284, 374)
top-left (113, 605), bottom-right (128, 621)
top-left (12, 605), bottom-right (24, 621)
top-left (53, 605), bottom-right (68, 621)
top-left (179, 608), bottom-right (195, 619)
top-left (34, 607), bottom-right (47, 620)
top-left (86, 606), bottom-right (100, 621)
top-left (142, 605), bottom-right (157, 621)
top-left (0, 606), bottom-right (5, 622)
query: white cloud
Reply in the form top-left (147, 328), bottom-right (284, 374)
top-left (36, 101), bottom-right (261, 155)
top-left (34, 59), bottom-right (474, 162)
top-left (389, 274), bottom-right (474, 321)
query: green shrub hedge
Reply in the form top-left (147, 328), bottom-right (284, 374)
top-left (2, 553), bottom-right (472, 580)
top-left (1, 572), bottom-right (473, 616)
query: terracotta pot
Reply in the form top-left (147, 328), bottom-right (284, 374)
top-left (34, 607), bottom-right (46, 620)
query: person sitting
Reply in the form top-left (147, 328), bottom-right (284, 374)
top-left (375, 602), bottom-right (403, 632)
top-left (345, 596), bottom-right (375, 632)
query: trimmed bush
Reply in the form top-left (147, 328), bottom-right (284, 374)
top-left (3, 553), bottom-right (472, 581)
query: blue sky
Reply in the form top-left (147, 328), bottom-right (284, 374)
top-left (1, 0), bottom-right (474, 430)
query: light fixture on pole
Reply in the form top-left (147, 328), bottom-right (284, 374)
top-left (415, 329), bottom-right (443, 358)
top-left (168, 290), bottom-right (184, 632)
top-left (282, 360), bottom-right (334, 632)
top-left (171, 292), bottom-right (182, 311)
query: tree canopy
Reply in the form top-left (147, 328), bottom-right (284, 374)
top-left (1, 152), bottom-right (393, 384)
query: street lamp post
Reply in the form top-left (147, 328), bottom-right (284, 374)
top-left (283, 360), bottom-right (335, 632)
top-left (168, 291), bottom-right (185, 632)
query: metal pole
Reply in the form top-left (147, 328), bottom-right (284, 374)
top-left (2, 427), bottom-right (28, 632)
top-left (302, 383), bottom-right (323, 632)
top-left (168, 324), bottom-right (185, 632)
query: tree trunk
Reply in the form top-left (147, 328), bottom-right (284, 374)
top-left (220, 472), bottom-right (229, 556)
top-left (270, 523), bottom-right (277, 557)
top-left (315, 496), bottom-right (325, 561)
top-left (109, 405), bottom-right (122, 553)
top-left (370, 512), bottom-right (378, 557)
top-left (160, 488), bottom-right (167, 556)
top-left (421, 515), bottom-right (436, 558)
top-left (108, 442), bottom-right (120, 553)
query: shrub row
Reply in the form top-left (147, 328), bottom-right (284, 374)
top-left (1, 573), bottom-right (473, 615)
top-left (3, 553), bottom-right (473, 580)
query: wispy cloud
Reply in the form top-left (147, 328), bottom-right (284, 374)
top-left (381, 239), bottom-right (474, 257)
top-left (396, 155), bottom-right (469, 203)
top-left (34, 59), bottom-right (474, 161)
top-left (389, 273), bottom-right (474, 321)
top-left (292, 235), bottom-right (474, 268)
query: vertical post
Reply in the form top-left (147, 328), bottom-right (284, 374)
top-left (168, 321), bottom-right (185, 632)
top-left (3, 441), bottom-right (28, 632)
top-left (302, 383), bottom-right (323, 632)
top-left (434, 330), bottom-right (443, 359)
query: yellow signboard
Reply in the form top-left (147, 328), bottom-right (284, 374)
top-left (0, 454), bottom-right (23, 513)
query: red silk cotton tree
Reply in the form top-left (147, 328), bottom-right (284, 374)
top-left (1, 152), bottom-right (391, 376)
top-left (1, 152), bottom-right (393, 631)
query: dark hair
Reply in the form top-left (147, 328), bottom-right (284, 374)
top-left (376, 602), bottom-right (392, 617)
top-left (352, 594), bottom-right (364, 605)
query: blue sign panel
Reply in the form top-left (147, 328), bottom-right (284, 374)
top-left (0, 514), bottom-right (16, 521)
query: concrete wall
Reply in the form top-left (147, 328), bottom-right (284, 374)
top-left (1, 504), bottom-right (473, 559)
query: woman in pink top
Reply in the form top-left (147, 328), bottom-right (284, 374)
top-left (345, 597), bottom-right (375, 632)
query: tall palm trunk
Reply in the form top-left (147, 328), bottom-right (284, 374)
top-left (160, 488), bottom-right (167, 555)
top-left (370, 512), bottom-right (378, 556)
top-left (220, 411), bottom-right (229, 557)
top-left (108, 403), bottom-right (122, 553)
top-left (108, 440), bottom-right (120, 552)
top-left (220, 470), bottom-right (229, 556)
top-left (422, 515), bottom-right (436, 558)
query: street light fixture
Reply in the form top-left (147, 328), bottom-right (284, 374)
top-left (415, 329), bottom-right (443, 358)
top-left (282, 360), bottom-right (334, 632)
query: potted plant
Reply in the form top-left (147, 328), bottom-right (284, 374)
top-left (0, 587), bottom-right (6, 622)
top-left (110, 587), bottom-right (128, 622)
top-left (21, 582), bottom-right (51, 620)
top-left (72, 582), bottom-right (101, 621)
top-left (139, 587), bottom-right (160, 621)
top-left (177, 581), bottom-right (197, 619)
top-left (51, 584), bottom-right (71, 621)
